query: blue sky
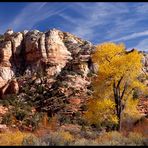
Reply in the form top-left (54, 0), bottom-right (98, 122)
top-left (0, 2), bottom-right (148, 51)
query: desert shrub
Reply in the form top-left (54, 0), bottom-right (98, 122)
top-left (22, 85), bottom-right (30, 94)
top-left (2, 111), bottom-right (43, 131)
top-left (77, 117), bottom-right (88, 126)
top-left (1, 112), bottom-right (15, 125)
top-left (22, 135), bottom-right (43, 146)
top-left (0, 94), bottom-right (19, 107)
top-left (1, 95), bottom-right (29, 125)
top-left (0, 34), bottom-right (4, 41)
top-left (80, 130), bottom-right (98, 140)
top-left (97, 131), bottom-right (126, 145)
top-left (127, 132), bottom-right (146, 145)
top-left (1, 94), bottom-right (44, 131)
top-left (23, 131), bottom-right (74, 146)
top-left (22, 130), bottom-right (147, 146)
top-left (36, 85), bottom-right (44, 94)
top-left (39, 133), bottom-right (63, 146)
top-left (72, 138), bottom-right (98, 146)
top-left (22, 112), bottom-right (44, 131)
top-left (59, 130), bottom-right (74, 144)
top-left (58, 115), bottom-right (72, 124)
top-left (45, 130), bottom-right (74, 146)
top-left (0, 131), bottom-right (31, 146)
top-left (96, 131), bottom-right (147, 146)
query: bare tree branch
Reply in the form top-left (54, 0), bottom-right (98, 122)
top-left (120, 82), bottom-right (128, 100)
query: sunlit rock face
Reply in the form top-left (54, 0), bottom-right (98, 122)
top-left (141, 52), bottom-right (148, 87)
top-left (0, 28), bottom-right (96, 115)
top-left (142, 53), bottom-right (148, 73)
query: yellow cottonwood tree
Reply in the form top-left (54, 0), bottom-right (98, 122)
top-left (86, 42), bottom-right (144, 131)
top-left (85, 98), bottom-right (118, 128)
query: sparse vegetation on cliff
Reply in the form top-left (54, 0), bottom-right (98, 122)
top-left (0, 29), bottom-right (147, 146)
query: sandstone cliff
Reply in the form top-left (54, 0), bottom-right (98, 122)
top-left (0, 28), bottom-right (96, 117)
top-left (0, 28), bottom-right (147, 119)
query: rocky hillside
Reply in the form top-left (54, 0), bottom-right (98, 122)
top-left (0, 29), bottom-right (97, 118)
top-left (0, 28), bottom-right (147, 119)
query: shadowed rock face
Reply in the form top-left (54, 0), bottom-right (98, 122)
top-left (0, 28), bottom-right (96, 115)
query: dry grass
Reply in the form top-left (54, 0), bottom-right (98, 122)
top-left (0, 120), bottom-right (147, 146)
top-left (23, 130), bottom-right (74, 146)
top-left (0, 130), bottom-right (32, 146)
top-left (96, 131), bottom-right (147, 146)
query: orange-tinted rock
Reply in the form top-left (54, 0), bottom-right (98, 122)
top-left (68, 98), bottom-right (81, 105)
top-left (0, 105), bottom-right (8, 115)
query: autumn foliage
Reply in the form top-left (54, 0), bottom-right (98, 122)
top-left (0, 42), bottom-right (147, 146)
top-left (85, 42), bottom-right (145, 130)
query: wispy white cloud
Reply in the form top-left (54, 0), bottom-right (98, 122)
top-left (111, 30), bottom-right (148, 42)
top-left (135, 3), bottom-right (148, 14)
top-left (12, 2), bottom-right (70, 31)
top-left (0, 2), bottom-right (148, 51)
top-left (60, 2), bottom-right (148, 43)
top-left (103, 3), bottom-right (148, 41)
top-left (97, 3), bottom-right (148, 50)
top-left (0, 2), bottom-right (69, 33)
top-left (130, 38), bottom-right (148, 51)
top-left (59, 2), bottom-right (131, 41)
top-left (105, 17), bottom-right (142, 40)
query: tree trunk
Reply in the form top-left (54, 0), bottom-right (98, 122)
top-left (117, 105), bottom-right (122, 131)
top-left (113, 80), bottom-right (127, 131)
top-left (115, 96), bottom-right (122, 131)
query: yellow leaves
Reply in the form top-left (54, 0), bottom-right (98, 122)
top-left (84, 99), bottom-right (118, 125)
top-left (126, 97), bottom-right (139, 110)
top-left (88, 42), bottom-right (145, 127)
top-left (122, 51), bottom-right (142, 77)
top-left (143, 86), bottom-right (148, 97)
top-left (132, 80), bottom-right (146, 92)
top-left (111, 116), bottom-right (118, 124)
top-left (92, 42), bottom-right (143, 100)
top-left (92, 42), bottom-right (125, 65)
top-left (123, 97), bottom-right (141, 122)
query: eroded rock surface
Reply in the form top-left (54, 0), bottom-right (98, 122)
top-left (0, 28), bottom-right (96, 116)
